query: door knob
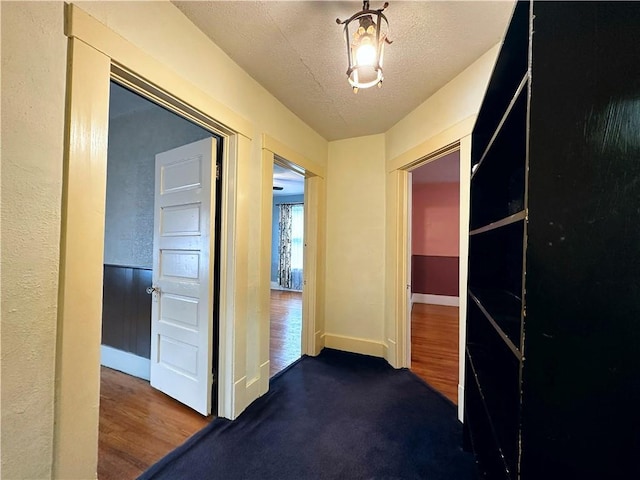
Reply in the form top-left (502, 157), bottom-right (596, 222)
top-left (146, 286), bottom-right (160, 295)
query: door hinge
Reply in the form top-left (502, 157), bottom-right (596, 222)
top-left (211, 369), bottom-right (217, 386)
top-left (216, 164), bottom-right (221, 180)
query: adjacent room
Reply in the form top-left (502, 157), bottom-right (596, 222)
top-left (270, 163), bottom-right (305, 376)
top-left (99, 82), bottom-right (218, 479)
top-left (409, 150), bottom-right (460, 404)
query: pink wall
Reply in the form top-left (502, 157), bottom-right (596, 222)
top-left (412, 182), bottom-right (460, 257)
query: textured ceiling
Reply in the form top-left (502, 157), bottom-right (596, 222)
top-left (172, 1), bottom-right (514, 141)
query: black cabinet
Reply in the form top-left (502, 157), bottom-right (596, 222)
top-left (464, 2), bottom-right (640, 479)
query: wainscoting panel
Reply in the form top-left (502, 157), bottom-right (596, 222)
top-left (411, 255), bottom-right (459, 296)
top-left (102, 264), bottom-right (153, 359)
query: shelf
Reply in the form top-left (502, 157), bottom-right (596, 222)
top-left (465, 349), bottom-right (519, 479)
top-left (469, 289), bottom-right (521, 358)
top-left (470, 210), bottom-right (526, 236)
top-left (470, 87), bottom-right (528, 230)
top-left (464, 354), bottom-right (513, 480)
top-left (472, 74), bottom-right (529, 180)
top-left (468, 220), bottom-right (525, 347)
top-left (466, 317), bottom-right (521, 478)
top-left (473, 0), bottom-right (530, 160)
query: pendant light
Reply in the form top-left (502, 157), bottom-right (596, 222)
top-left (336, 1), bottom-right (392, 93)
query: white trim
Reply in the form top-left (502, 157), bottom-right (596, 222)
top-left (315, 330), bottom-right (325, 354)
top-left (245, 375), bottom-right (261, 405)
top-left (259, 360), bottom-right (270, 395)
top-left (387, 128), bottom-right (473, 435)
top-left (457, 134), bottom-right (472, 420)
top-left (65, 5), bottom-right (252, 138)
top-left (411, 293), bottom-right (460, 307)
top-left (100, 345), bottom-right (150, 381)
top-left (270, 283), bottom-right (303, 293)
top-left (458, 384), bottom-right (465, 422)
top-left (60, 6), bottom-right (243, 452)
top-left (323, 334), bottom-right (386, 358)
top-left (233, 376), bottom-right (247, 415)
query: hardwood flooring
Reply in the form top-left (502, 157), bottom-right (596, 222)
top-left (98, 367), bottom-right (211, 479)
top-left (99, 289), bottom-right (302, 478)
top-left (269, 289), bottom-right (302, 377)
top-left (410, 303), bottom-right (459, 404)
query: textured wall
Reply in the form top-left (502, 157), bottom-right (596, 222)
top-left (105, 85), bottom-right (211, 268)
top-left (326, 135), bottom-right (386, 344)
top-left (1, 2), bottom-right (66, 478)
top-left (385, 44), bottom-right (501, 163)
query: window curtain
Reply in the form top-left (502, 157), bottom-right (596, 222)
top-left (278, 203), bottom-right (304, 290)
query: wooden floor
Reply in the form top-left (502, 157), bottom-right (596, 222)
top-left (269, 289), bottom-right (302, 377)
top-left (98, 367), bottom-right (211, 479)
top-left (410, 303), bottom-right (459, 404)
top-left (98, 289), bottom-right (302, 478)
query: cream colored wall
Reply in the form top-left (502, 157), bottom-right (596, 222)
top-left (385, 44), bottom-right (501, 165)
top-left (1, 3), bottom-right (66, 478)
top-left (77, 1), bottom-right (327, 168)
top-left (1, 1), bottom-right (328, 478)
top-left (324, 135), bottom-right (387, 356)
top-left (382, 45), bottom-right (499, 381)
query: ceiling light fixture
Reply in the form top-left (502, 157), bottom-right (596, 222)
top-left (336, 1), bottom-right (392, 93)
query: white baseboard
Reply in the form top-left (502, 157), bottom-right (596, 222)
top-left (384, 338), bottom-right (397, 368)
top-left (259, 360), bottom-right (270, 396)
top-left (315, 330), bottom-right (325, 355)
top-left (412, 293), bottom-right (460, 307)
top-left (458, 384), bottom-right (465, 422)
top-left (233, 375), bottom-right (247, 419)
top-left (100, 345), bottom-right (150, 381)
top-left (323, 333), bottom-right (386, 358)
top-left (270, 282), bottom-right (302, 292)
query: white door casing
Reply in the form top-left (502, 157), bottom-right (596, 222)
top-left (150, 137), bottom-right (217, 416)
top-left (406, 171), bottom-right (413, 368)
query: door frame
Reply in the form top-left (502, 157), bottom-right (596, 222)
top-left (56, 5), bottom-right (252, 477)
top-left (261, 135), bottom-right (326, 370)
top-left (404, 147), bottom-right (461, 373)
top-left (385, 119), bottom-right (473, 423)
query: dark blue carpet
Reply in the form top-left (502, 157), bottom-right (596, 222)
top-left (139, 348), bottom-right (478, 479)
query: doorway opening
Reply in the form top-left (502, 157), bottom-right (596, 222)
top-left (269, 160), bottom-right (305, 376)
top-left (407, 150), bottom-right (461, 404)
top-left (99, 81), bottom-right (222, 477)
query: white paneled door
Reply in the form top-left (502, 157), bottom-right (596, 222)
top-left (150, 137), bottom-right (217, 415)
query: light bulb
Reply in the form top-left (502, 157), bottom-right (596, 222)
top-left (355, 42), bottom-right (377, 66)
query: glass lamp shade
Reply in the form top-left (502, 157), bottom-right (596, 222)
top-left (338, 2), bottom-right (390, 92)
top-left (349, 33), bottom-right (385, 89)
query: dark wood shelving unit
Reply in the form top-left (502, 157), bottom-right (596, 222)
top-left (468, 290), bottom-right (521, 359)
top-left (469, 210), bottom-right (525, 236)
top-left (464, 2), bottom-right (640, 479)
